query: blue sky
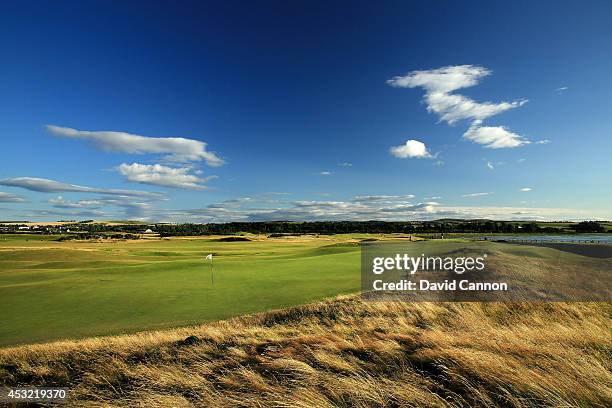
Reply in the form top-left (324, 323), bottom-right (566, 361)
top-left (1, 0), bottom-right (611, 222)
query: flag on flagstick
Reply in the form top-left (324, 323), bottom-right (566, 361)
top-left (205, 254), bottom-right (214, 284)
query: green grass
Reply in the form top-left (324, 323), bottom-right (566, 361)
top-left (0, 235), bottom-right (362, 346)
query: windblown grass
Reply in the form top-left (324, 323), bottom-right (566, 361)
top-left (1, 295), bottom-right (610, 407)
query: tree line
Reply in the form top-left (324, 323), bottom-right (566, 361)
top-left (1, 220), bottom-right (606, 236)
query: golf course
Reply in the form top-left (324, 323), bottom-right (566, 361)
top-left (1, 233), bottom-right (611, 406)
top-left (1, 233), bottom-right (610, 347)
top-left (0, 234), bottom-right (365, 346)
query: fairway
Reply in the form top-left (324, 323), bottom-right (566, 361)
top-left (0, 235), bottom-right (364, 346)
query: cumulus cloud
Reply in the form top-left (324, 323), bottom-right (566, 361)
top-left (387, 65), bottom-right (527, 125)
top-left (0, 177), bottom-right (163, 198)
top-left (520, 187), bottom-right (532, 192)
top-left (46, 125), bottom-right (224, 166)
top-left (462, 192), bottom-right (493, 198)
top-left (390, 139), bottom-right (435, 159)
top-left (0, 192), bottom-right (26, 203)
top-left (463, 121), bottom-right (529, 149)
top-left (116, 163), bottom-right (216, 190)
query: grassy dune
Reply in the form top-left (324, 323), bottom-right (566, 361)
top-left (1, 295), bottom-right (610, 407)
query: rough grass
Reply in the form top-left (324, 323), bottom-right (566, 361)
top-left (1, 295), bottom-right (610, 407)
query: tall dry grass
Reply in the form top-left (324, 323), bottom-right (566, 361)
top-left (1, 296), bottom-right (610, 407)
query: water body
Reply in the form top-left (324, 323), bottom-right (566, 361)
top-left (479, 234), bottom-right (612, 244)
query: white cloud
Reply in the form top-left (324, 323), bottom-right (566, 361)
top-left (555, 86), bottom-right (568, 93)
top-left (49, 196), bottom-right (102, 208)
top-left (46, 125), bottom-right (224, 166)
top-left (33, 192), bottom-right (599, 223)
top-left (23, 208), bottom-right (108, 218)
top-left (176, 197), bottom-right (599, 222)
top-left (485, 160), bottom-right (495, 170)
top-left (424, 92), bottom-right (526, 125)
top-left (0, 177), bottom-right (164, 198)
top-left (520, 187), bottom-right (532, 192)
top-left (535, 139), bottom-right (551, 145)
top-left (517, 158), bottom-right (527, 163)
top-left (116, 163), bottom-right (215, 190)
top-left (352, 195), bottom-right (415, 203)
top-left (0, 192), bottom-right (26, 203)
top-left (387, 65), bottom-right (527, 125)
top-left (319, 171), bottom-right (332, 176)
top-left (462, 192), bottom-right (493, 198)
top-left (47, 195), bottom-right (155, 220)
top-left (390, 139), bottom-right (434, 159)
top-left (338, 162), bottom-right (352, 167)
top-left (387, 65), bottom-right (539, 150)
top-left (463, 121), bottom-right (529, 149)
top-left (387, 65), bottom-right (490, 93)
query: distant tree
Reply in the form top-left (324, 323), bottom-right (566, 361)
top-left (571, 221), bottom-right (605, 233)
top-left (522, 222), bottom-right (540, 233)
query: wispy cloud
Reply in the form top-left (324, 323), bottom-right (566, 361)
top-left (116, 163), bottom-right (216, 190)
top-left (462, 192), bottom-right (493, 198)
top-left (47, 195), bottom-right (154, 220)
top-left (48, 196), bottom-right (102, 208)
top-left (390, 139), bottom-right (435, 159)
top-left (463, 120), bottom-right (529, 149)
top-left (319, 171), bottom-right (332, 176)
top-left (22, 208), bottom-right (108, 218)
top-left (169, 195), bottom-right (596, 223)
top-left (387, 65), bottom-right (527, 125)
top-left (338, 162), bottom-right (352, 167)
top-left (33, 191), bottom-right (598, 223)
top-left (555, 86), bottom-right (568, 93)
top-left (46, 125), bottom-right (224, 166)
top-left (520, 187), bottom-right (532, 192)
top-left (0, 177), bottom-right (164, 198)
top-left (352, 194), bottom-right (415, 203)
top-left (0, 192), bottom-right (26, 203)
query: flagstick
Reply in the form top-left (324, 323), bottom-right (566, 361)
top-left (210, 257), bottom-right (214, 285)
